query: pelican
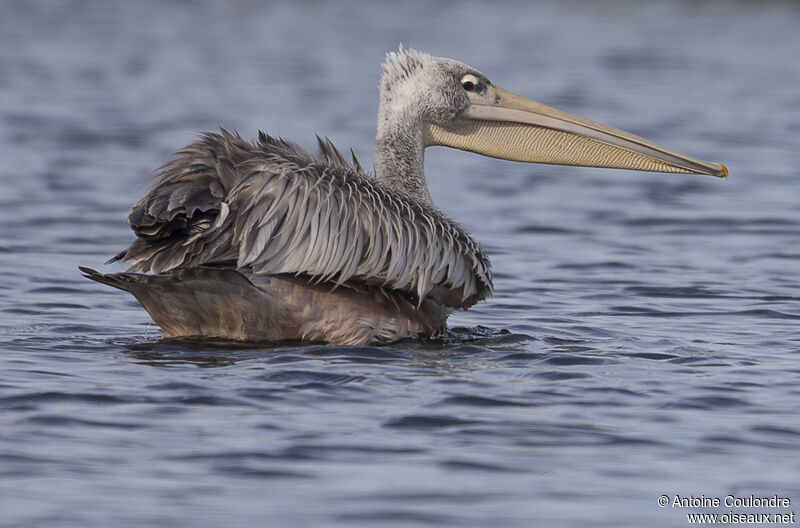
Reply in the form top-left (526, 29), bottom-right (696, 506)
top-left (81, 47), bottom-right (727, 345)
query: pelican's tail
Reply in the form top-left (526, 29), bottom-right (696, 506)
top-left (79, 267), bottom-right (140, 292)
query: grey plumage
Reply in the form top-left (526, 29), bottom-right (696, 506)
top-left (110, 129), bottom-right (492, 309)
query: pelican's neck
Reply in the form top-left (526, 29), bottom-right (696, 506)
top-left (374, 105), bottom-right (433, 205)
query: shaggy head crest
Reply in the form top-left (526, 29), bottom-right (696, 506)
top-left (380, 45), bottom-right (432, 87)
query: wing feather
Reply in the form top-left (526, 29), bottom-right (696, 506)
top-left (115, 129), bottom-right (493, 308)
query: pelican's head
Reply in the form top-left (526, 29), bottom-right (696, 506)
top-left (378, 47), bottom-right (727, 178)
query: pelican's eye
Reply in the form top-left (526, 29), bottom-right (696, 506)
top-left (461, 74), bottom-right (480, 92)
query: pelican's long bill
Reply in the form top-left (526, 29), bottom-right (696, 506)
top-left (425, 85), bottom-right (728, 178)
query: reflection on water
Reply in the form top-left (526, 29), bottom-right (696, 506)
top-left (2, 0), bottom-right (800, 527)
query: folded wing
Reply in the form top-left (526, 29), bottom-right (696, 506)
top-left (113, 129), bottom-right (493, 308)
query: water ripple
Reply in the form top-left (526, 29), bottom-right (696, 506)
top-left (2, 2), bottom-right (800, 527)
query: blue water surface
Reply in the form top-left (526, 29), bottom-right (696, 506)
top-left (1, 1), bottom-right (799, 526)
